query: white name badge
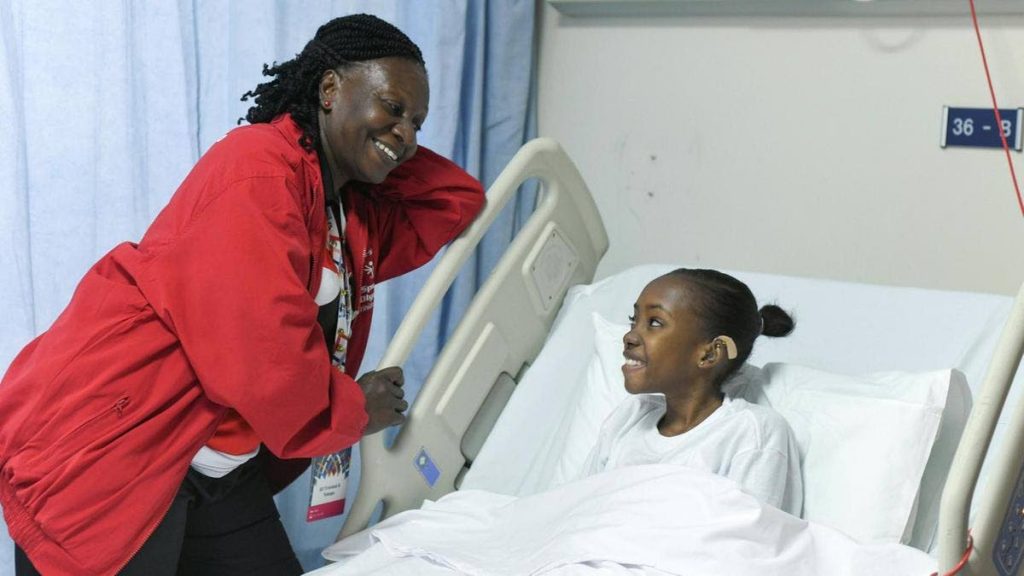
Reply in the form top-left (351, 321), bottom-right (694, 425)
top-left (307, 448), bottom-right (351, 522)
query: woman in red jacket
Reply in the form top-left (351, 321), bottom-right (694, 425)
top-left (0, 13), bottom-right (484, 576)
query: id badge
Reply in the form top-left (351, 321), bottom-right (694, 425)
top-left (307, 448), bottom-right (351, 522)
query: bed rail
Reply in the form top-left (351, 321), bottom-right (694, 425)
top-left (337, 138), bottom-right (609, 539)
top-left (938, 280), bottom-right (1024, 575)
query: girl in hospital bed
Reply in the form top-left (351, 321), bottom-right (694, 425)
top-left (314, 268), bottom-right (935, 575)
top-left (579, 268), bottom-right (804, 515)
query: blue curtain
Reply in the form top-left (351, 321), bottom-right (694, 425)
top-left (0, 1), bottom-right (536, 573)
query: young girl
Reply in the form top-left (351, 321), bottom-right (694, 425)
top-left (580, 268), bottom-right (803, 515)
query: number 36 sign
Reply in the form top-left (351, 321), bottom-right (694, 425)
top-left (941, 106), bottom-right (1024, 151)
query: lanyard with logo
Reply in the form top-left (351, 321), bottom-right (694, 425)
top-left (308, 206), bottom-right (355, 522)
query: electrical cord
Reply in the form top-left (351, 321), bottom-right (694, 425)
top-left (969, 0), bottom-right (1024, 216)
top-left (926, 3), bottom-right (1018, 572)
top-left (930, 531), bottom-right (973, 576)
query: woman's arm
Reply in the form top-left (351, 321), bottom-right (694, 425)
top-left (365, 146), bottom-right (485, 281)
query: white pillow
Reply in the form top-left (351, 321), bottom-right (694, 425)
top-left (758, 362), bottom-right (951, 544)
top-left (550, 313), bottom-right (630, 485)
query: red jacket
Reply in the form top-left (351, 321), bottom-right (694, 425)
top-left (0, 115), bottom-right (484, 575)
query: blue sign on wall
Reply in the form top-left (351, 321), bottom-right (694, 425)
top-left (941, 106), bottom-right (1024, 150)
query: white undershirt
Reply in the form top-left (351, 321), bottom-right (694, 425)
top-left (190, 445), bottom-right (261, 478)
top-left (580, 395), bottom-right (804, 516)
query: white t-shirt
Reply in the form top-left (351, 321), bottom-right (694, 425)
top-left (580, 394), bottom-right (803, 516)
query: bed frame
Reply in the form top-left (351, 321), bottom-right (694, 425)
top-left (338, 138), bottom-right (608, 539)
top-left (338, 137), bottom-right (1024, 576)
top-left (938, 284), bottom-right (1024, 576)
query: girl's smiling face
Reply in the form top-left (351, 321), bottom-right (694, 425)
top-left (622, 275), bottom-right (710, 396)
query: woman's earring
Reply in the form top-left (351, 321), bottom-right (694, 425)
top-left (323, 100), bottom-right (332, 109)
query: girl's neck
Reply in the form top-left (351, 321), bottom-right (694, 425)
top-left (658, 387), bottom-right (724, 437)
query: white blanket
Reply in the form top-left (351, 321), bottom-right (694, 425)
top-left (314, 465), bottom-right (935, 576)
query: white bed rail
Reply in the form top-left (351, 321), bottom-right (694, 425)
top-left (337, 138), bottom-right (609, 539)
top-left (938, 281), bottom-right (1024, 575)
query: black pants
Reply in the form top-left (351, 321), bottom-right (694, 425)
top-left (15, 456), bottom-right (303, 576)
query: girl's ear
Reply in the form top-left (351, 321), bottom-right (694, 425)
top-left (697, 341), bottom-right (722, 369)
top-left (698, 336), bottom-right (737, 369)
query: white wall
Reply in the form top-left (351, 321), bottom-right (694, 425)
top-left (536, 4), bottom-right (1024, 295)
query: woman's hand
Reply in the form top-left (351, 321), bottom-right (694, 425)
top-left (357, 366), bottom-right (408, 435)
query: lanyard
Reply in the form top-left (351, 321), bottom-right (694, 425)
top-left (308, 206), bottom-right (356, 523)
top-left (326, 207), bottom-right (353, 369)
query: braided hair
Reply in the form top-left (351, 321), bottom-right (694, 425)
top-left (668, 268), bottom-right (795, 385)
top-left (241, 13), bottom-right (425, 150)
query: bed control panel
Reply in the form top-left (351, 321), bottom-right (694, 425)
top-left (995, 459), bottom-right (1024, 575)
top-left (526, 224), bottom-right (579, 313)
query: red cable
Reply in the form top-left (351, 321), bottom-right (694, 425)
top-left (969, 0), bottom-right (1024, 216)
top-left (927, 12), bottom-right (1000, 572)
top-left (929, 532), bottom-right (974, 576)
top-left (927, 5), bottom-right (1021, 569)
top-left (946, 4), bottom-right (1018, 566)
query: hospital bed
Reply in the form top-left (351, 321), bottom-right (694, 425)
top-left (313, 138), bottom-right (1024, 575)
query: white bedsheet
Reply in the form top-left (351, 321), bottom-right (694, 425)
top-left (312, 465), bottom-right (935, 576)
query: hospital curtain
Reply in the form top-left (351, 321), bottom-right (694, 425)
top-left (0, 0), bottom-right (537, 573)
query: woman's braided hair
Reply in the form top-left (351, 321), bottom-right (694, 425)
top-left (241, 13), bottom-right (425, 150)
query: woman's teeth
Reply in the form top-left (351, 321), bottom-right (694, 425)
top-left (375, 140), bottom-right (398, 161)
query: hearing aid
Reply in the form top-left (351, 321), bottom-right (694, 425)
top-left (715, 336), bottom-right (738, 360)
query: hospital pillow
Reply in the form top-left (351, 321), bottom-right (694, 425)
top-left (550, 314), bottom-right (631, 485)
top-left (756, 363), bottom-right (954, 545)
top-left (560, 312), bottom-right (956, 546)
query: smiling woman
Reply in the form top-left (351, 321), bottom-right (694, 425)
top-left (1, 13), bottom-right (484, 576)
top-left (317, 58), bottom-right (429, 186)
top-left (580, 268), bottom-right (803, 515)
